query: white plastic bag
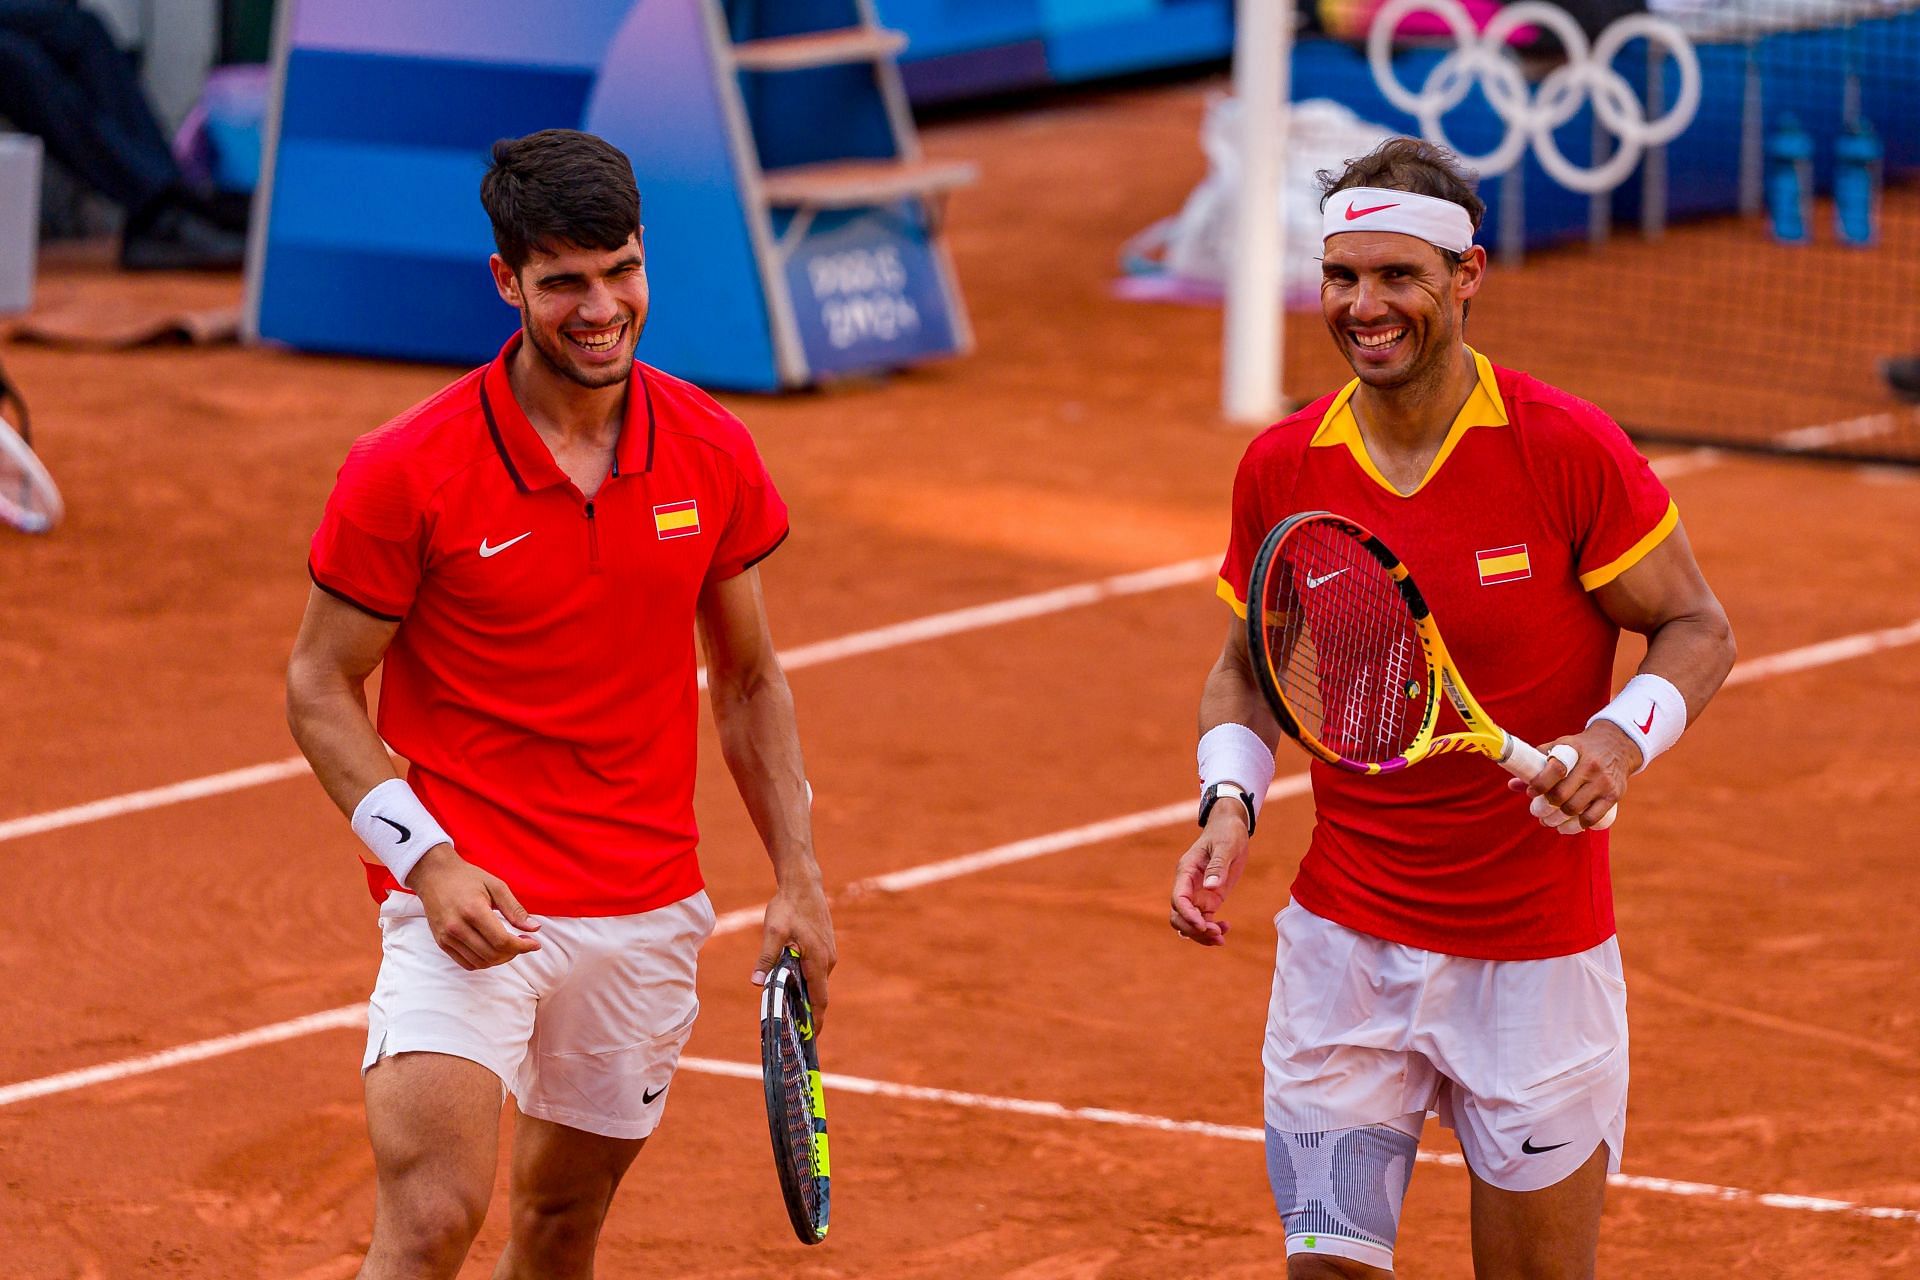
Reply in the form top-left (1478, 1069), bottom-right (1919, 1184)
top-left (1120, 95), bottom-right (1398, 305)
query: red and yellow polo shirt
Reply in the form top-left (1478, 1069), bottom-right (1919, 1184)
top-left (309, 335), bottom-right (789, 915)
top-left (1219, 349), bottom-right (1676, 960)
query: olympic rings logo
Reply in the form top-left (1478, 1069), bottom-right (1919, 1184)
top-left (1366, 0), bottom-right (1702, 195)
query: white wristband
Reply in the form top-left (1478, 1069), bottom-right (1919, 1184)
top-left (350, 778), bottom-right (453, 887)
top-left (1587, 673), bottom-right (1687, 773)
top-left (1198, 722), bottom-right (1276, 819)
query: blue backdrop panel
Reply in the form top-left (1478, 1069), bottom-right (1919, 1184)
top-left (256, 0), bottom-right (968, 388)
top-left (781, 205), bottom-right (960, 375)
top-left (267, 141), bottom-right (493, 257)
top-left (258, 249), bottom-right (516, 363)
top-left (257, 0), bottom-right (778, 386)
top-left (1610, 40), bottom-right (1748, 222)
top-left (1043, 0), bottom-right (1233, 81)
top-left (873, 0), bottom-right (1041, 60)
top-left (256, 1), bottom-right (643, 370)
top-left (877, 0), bottom-right (1232, 102)
top-left (288, 1), bottom-right (633, 68)
top-left (739, 64), bottom-right (900, 170)
top-left (582, 0), bottom-right (781, 389)
top-left (278, 52), bottom-right (596, 150)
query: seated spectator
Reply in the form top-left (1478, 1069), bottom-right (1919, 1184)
top-left (0, 1), bottom-right (246, 270)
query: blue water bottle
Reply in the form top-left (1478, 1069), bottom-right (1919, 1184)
top-left (1834, 118), bottom-right (1882, 246)
top-left (1765, 113), bottom-right (1814, 244)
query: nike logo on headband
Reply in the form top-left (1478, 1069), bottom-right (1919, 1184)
top-left (1345, 201), bottom-right (1400, 220)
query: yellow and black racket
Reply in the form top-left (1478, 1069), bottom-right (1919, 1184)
top-left (1247, 510), bottom-right (1615, 829)
top-left (760, 946), bottom-right (829, 1244)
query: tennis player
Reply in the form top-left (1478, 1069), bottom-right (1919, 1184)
top-left (286, 130), bottom-right (835, 1280)
top-left (1170, 138), bottom-right (1735, 1279)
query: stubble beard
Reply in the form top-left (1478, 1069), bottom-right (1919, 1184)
top-left (524, 311), bottom-right (641, 390)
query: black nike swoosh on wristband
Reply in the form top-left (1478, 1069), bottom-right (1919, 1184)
top-left (374, 815), bottom-right (412, 843)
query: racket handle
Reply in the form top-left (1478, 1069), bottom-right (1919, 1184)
top-left (1499, 737), bottom-right (1619, 833)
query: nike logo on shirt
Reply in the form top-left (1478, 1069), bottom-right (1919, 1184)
top-left (479, 532), bottom-right (532, 559)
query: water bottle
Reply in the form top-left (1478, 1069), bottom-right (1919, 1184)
top-left (1764, 113), bottom-right (1813, 244)
top-left (1834, 118), bottom-right (1882, 246)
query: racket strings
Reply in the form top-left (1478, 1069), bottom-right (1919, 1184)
top-left (1262, 521), bottom-right (1425, 763)
top-left (773, 1005), bottom-right (822, 1212)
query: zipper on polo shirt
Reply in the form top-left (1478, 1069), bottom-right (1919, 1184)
top-left (584, 500), bottom-right (601, 571)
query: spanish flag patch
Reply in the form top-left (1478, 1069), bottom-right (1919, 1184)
top-left (1475, 543), bottom-right (1531, 585)
top-left (654, 499), bottom-right (701, 540)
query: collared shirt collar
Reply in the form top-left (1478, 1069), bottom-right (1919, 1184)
top-left (479, 332), bottom-right (656, 492)
top-left (1310, 346), bottom-right (1508, 497)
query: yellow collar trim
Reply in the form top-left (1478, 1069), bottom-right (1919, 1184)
top-left (1309, 348), bottom-right (1509, 497)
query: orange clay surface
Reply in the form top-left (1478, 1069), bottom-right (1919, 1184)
top-left (1, 80), bottom-right (1917, 1278)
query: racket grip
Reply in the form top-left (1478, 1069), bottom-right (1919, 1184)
top-left (1501, 738), bottom-right (1619, 833)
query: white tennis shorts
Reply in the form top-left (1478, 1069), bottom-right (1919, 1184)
top-left (363, 888), bottom-right (716, 1140)
top-left (1264, 902), bottom-right (1628, 1193)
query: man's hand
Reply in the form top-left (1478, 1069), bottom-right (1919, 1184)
top-left (752, 872), bottom-right (837, 1030)
top-left (1509, 723), bottom-right (1641, 831)
top-left (408, 844), bottom-right (542, 970)
top-left (1170, 803), bottom-right (1251, 946)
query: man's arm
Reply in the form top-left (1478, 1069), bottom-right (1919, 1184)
top-left (696, 567), bottom-right (836, 1020)
top-left (1526, 521), bottom-right (1737, 826)
top-left (1170, 621), bottom-right (1284, 946)
top-left (285, 586), bottom-right (540, 970)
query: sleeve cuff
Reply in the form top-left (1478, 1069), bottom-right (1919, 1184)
top-left (309, 564), bottom-right (405, 622)
top-left (1216, 575), bottom-right (1248, 619)
top-left (1579, 500), bottom-right (1679, 592)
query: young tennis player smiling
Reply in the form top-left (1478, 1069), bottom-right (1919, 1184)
top-left (1170, 138), bottom-right (1735, 1279)
top-left (286, 129), bottom-right (835, 1280)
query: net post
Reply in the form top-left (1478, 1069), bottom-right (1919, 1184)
top-left (1222, 0), bottom-right (1292, 425)
top-left (1499, 164), bottom-right (1526, 269)
top-left (1640, 46), bottom-right (1668, 241)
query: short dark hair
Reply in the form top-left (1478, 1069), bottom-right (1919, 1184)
top-left (480, 130), bottom-right (641, 270)
top-left (1318, 136), bottom-right (1486, 249)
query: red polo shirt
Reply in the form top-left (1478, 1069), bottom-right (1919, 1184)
top-left (309, 335), bottom-right (789, 915)
top-left (1218, 351), bottom-right (1674, 959)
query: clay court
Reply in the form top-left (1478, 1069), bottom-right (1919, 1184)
top-left (2, 80), bottom-right (1918, 1278)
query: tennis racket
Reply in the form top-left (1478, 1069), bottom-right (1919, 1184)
top-left (1246, 510), bottom-right (1615, 831)
top-left (760, 946), bottom-right (829, 1244)
top-left (0, 359), bottom-right (60, 535)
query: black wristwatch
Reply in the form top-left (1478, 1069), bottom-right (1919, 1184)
top-left (1198, 781), bottom-right (1257, 835)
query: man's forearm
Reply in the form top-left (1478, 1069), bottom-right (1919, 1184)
top-left (710, 666), bottom-right (818, 883)
top-left (285, 665), bottom-right (401, 818)
top-left (1198, 650), bottom-right (1282, 748)
top-left (1638, 608), bottom-right (1736, 723)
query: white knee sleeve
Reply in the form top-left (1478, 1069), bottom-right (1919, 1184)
top-left (1265, 1117), bottom-right (1420, 1271)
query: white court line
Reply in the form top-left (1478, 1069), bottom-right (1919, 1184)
top-left (0, 776), bottom-right (1312, 1112)
top-left (675, 1058), bottom-right (1920, 1224)
top-left (0, 447), bottom-right (1722, 848)
top-left (708, 773), bottom-right (1316, 935)
top-left (2, 620), bottom-right (1918, 1220)
top-left (1723, 618), bottom-right (1920, 687)
top-left (1773, 412), bottom-right (1903, 452)
top-left (0, 557), bottom-right (1217, 847)
top-left (1, 616), bottom-right (1913, 1103)
top-left (0, 1007), bottom-right (368, 1108)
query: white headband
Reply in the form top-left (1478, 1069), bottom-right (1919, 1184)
top-left (1322, 186), bottom-right (1475, 255)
